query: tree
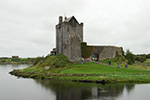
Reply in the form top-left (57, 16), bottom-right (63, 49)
top-left (121, 47), bottom-right (125, 57)
top-left (125, 49), bottom-right (135, 64)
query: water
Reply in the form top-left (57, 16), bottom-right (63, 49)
top-left (1, 64), bottom-right (150, 100)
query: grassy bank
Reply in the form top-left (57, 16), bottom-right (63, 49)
top-left (10, 55), bottom-right (150, 83)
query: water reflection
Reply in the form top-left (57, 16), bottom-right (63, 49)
top-left (1, 64), bottom-right (145, 100)
top-left (34, 79), bottom-right (135, 100)
top-left (0, 64), bottom-right (56, 100)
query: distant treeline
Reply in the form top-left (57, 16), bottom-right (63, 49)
top-left (136, 54), bottom-right (150, 58)
top-left (0, 57), bottom-right (36, 64)
top-left (135, 54), bottom-right (150, 63)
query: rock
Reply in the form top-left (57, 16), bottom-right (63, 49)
top-left (46, 72), bottom-right (51, 74)
top-left (44, 66), bottom-right (50, 70)
top-left (97, 87), bottom-right (103, 91)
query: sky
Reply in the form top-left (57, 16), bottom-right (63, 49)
top-left (0, 0), bottom-right (150, 57)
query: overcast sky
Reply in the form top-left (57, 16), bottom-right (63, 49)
top-left (0, 0), bottom-right (150, 57)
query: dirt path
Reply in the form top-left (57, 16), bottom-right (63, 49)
top-left (95, 61), bottom-right (117, 67)
top-left (95, 61), bottom-right (150, 71)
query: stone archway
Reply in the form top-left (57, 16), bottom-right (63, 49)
top-left (91, 53), bottom-right (99, 61)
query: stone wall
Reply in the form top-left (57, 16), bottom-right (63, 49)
top-left (81, 42), bottom-right (122, 60)
top-left (90, 46), bottom-right (122, 60)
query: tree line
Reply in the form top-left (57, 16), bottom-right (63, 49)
top-left (124, 49), bottom-right (150, 64)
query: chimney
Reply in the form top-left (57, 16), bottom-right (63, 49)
top-left (59, 16), bottom-right (63, 23)
top-left (64, 17), bottom-right (67, 20)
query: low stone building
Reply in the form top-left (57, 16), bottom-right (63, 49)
top-left (55, 16), bottom-right (122, 62)
top-left (12, 56), bottom-right (19, 59)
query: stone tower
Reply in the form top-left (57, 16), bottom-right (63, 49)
top-left (56, 16), bottom-right (83, 62)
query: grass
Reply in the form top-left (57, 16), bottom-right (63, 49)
top-left (59, 62), bottom-right (149, 74)
top-left (143, 59), bottom-right (150, 63)
top-left (9, 55), bottom-right (150, 83)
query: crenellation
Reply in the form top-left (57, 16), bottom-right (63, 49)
top-left (59, 16), bottom-right (63, 24)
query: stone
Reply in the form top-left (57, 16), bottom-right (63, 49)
top-left (44, 66), bottom-right (50, 70)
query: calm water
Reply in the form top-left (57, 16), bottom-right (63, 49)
top-left (1, 64), bottom-right (150, 100)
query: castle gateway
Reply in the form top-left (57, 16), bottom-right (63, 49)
top-left (55, 16), bottom-right (122, 62)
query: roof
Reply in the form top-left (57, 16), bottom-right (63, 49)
top-left (63, 16), bottom-right (79, 24)
top-left (64, 16), bottom-right (73, 22)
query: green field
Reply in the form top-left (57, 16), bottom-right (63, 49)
top-left (10, 55), bottom-right (150, 83)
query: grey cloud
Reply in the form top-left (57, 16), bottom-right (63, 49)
top-left (0, 0), bottom-right (150, 57)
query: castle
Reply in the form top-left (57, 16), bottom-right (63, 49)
top-left (53, 16), bottom-right (122, 62)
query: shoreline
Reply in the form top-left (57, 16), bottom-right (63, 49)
top-left (9, 70), bottom-right (108, 84)
top-left (9, 69), bottom-right (150, 84)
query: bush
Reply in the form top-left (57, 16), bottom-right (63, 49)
top-left (121, 47), bottom-right (125, 56)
